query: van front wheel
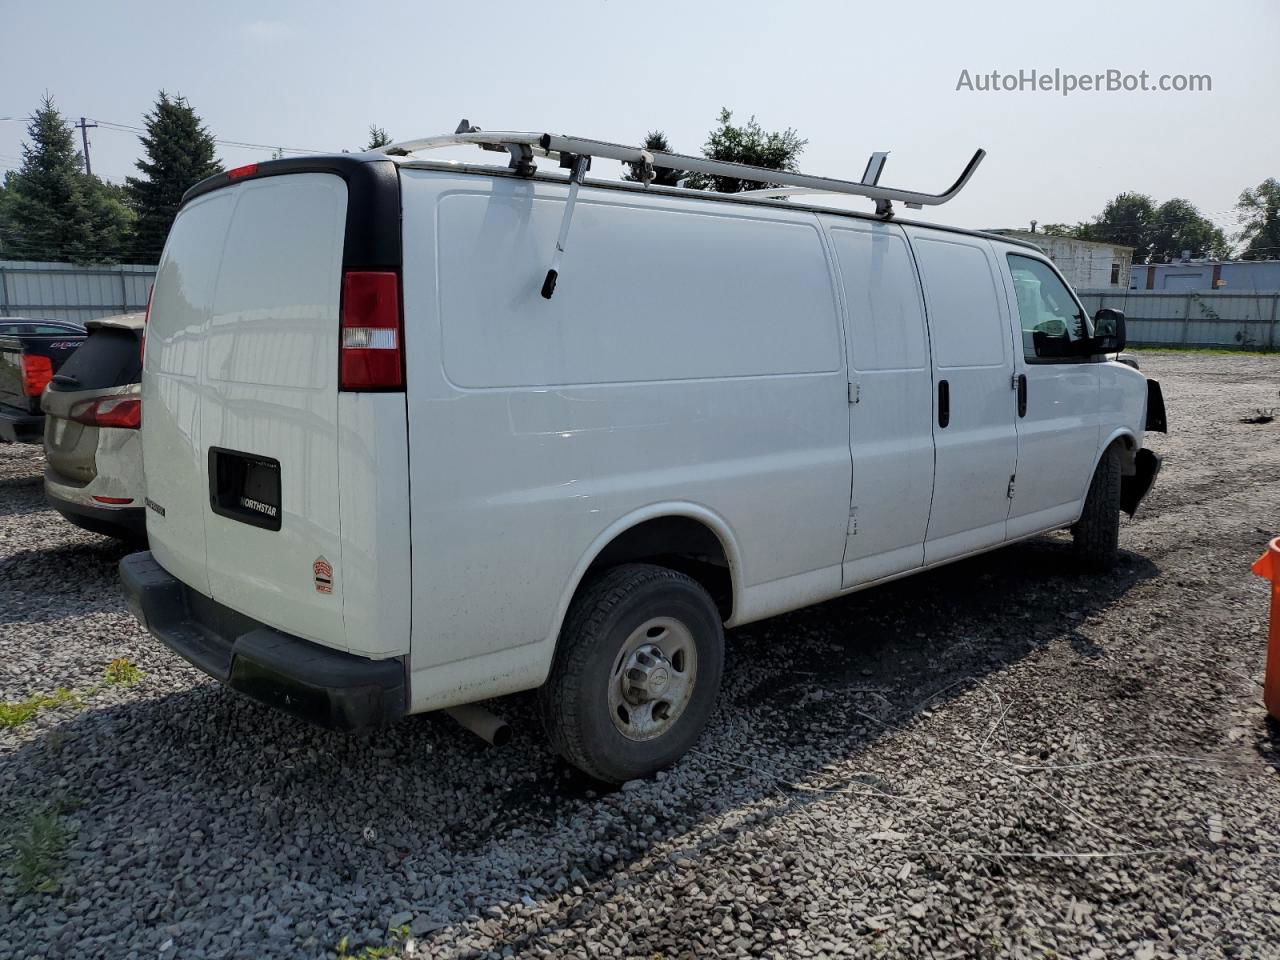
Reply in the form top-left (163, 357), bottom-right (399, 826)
top-left (1072, 443), bottom-right (1122, 571)
top-left (539, 563), bottom-right (724, 785)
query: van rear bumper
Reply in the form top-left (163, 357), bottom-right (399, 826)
top-left (119, 551), bottom-right (406, 731)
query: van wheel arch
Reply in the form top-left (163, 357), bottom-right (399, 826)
top-left (1096, 430), bottom-right (1138, 477)
top-left (553, 511), bottom-right (740, 652)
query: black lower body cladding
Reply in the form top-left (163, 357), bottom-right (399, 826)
top-left (46, 493), bottom-right (146, 543)
top-left (119, 551), bottom-right (407, 731)
top-left (0, 406), bottom-right (43, 443)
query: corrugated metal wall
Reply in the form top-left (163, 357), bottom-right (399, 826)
top-left (4, 260), bottom-right (1274, 350)
top-left (1078, 289), bottom-right (1278, 349)
top-left (0, 260), bottom-right (157, 323)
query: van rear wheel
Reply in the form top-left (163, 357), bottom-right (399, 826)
top-left (539, 563), bottom-right (724, 785)
top-left (1072, 443), bottom-right (1122, 572)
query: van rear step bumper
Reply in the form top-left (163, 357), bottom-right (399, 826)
top-left (119, 551), bottom-right (406, 731)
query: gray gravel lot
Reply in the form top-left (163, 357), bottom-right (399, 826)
top-left (2, 351), bottom-right (1280, 959)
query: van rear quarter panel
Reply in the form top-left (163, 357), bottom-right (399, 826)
top-left (400, 170), bottom-right (850, 707)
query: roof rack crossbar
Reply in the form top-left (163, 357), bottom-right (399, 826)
top-left (375, 127), bottom-right (985, 211)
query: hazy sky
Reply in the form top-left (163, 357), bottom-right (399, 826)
top-left (3, 0), bottom-right (1277, 236)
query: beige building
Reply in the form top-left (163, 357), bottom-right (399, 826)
top-left (987, 229), bottom-right (1134, 291)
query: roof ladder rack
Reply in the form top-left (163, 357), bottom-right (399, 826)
top-left (376, 122), bottom-right (986, 295)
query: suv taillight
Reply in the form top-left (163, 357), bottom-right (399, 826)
top-left (70, 395), bottom-right (141, 429)
top-left (21, 355), bottom-right (54, 397)
top-left (339, 270), bottom-right (403, 391)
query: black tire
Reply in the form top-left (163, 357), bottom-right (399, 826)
top-left (1072, 443), bottom-right (1122, 571)
top-left (539, 563), bottom-right (724, 784)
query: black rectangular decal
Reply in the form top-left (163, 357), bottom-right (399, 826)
top-left (208, 447), bottom-right (282, 531)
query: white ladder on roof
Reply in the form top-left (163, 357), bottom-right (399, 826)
top-left (375, 121), bottom-right (985, 297)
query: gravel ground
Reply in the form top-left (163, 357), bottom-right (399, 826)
top-left (2, 351), bottom-right (1280, 960)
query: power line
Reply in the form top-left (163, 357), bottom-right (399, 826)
top-left (90, 118), bottom-right (326, 155)
top-left (1, 114), bottom-right (327, 156)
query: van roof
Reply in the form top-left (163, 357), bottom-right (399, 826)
top-left (391, 155), bottom-right (1046, 251)
top-left (181, 153), bottom-right (1043, 254)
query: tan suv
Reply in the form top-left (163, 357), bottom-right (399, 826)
top-left (43, 313), bottom-right (146, 543)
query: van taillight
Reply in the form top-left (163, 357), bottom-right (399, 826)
top-left (70, 395), bottom-right (141, 429)
top-left (21, 355), bottom-right (53, 397)
top-left (339, 270), bottom-right (403, 391)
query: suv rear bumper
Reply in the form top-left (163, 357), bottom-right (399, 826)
top-left (0, 405), bottom-right (43, 443)
top-left (47, 490), bottom-right (146, 542)
top-left (120, 551), bottom-right (407, 731)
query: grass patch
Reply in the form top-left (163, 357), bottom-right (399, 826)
top-left (103, 658), bottom-right (141, 686)
top-left (7, 802), bottom-right (70, 894)
top-left (0, 659), bottom-right (144, 729)
top-left (0, 688), bottom-right (81, 729)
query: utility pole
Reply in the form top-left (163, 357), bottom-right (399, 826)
top-left (74, 117), bottom-right (98, 176)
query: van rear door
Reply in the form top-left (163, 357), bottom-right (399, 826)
top-left (143, 158), bottom-right (406, 655)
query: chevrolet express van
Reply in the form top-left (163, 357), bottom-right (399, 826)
top-left (122, 136), bottom-right (1163, 783)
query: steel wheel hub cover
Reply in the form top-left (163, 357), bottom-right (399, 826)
top-left (608, 617), bottom-right (698, 742)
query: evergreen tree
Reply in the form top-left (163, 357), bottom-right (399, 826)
top-left (125, 91), bottom-right (221, 262)
top-left (0, 95), bottom-right (133, 262)
top-left (683, 108), bottom-right (806, 193)
top-left (365, 125), bottom-right (392, 150)
top-left (621, 131), bottom-right (683, 186)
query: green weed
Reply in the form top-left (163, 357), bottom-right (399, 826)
top-left (104, 658), bottom-right (142, 686)
top-left (335, 925), bottom-right (410, 960)
top-left (8, 804), bottom-right (69, 893)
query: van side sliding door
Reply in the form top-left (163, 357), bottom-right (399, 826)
top-left (905, 229), bottom-right (1020, 564)
top-left (824, 219), bottom-right (935, 588)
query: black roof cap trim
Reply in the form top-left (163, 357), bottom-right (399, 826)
top-left (181, 154), bottom-right (402, 270)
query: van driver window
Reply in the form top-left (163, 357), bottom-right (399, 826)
top-left (1007, 254), bottom-right (1088, 361)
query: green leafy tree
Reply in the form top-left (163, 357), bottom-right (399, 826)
top-left (1044, 193), bottom-right (1155, 258)
top-left (1045, 192), bottom-right (1227, 262)
top-left (124, 91), bottom-right (221, 262)
top-left (1147, 198), bottom-right (1229, 262)
top-left (0, 95), bottom-right (132, 263)
top-left (1236, 177), bottom-right (1280, 261)
top-left (621, 131), bottom-right (683, 187)
top-left (365, 125), bottom-right (392, 150)
top-left (683, 108), bottom-right (806, 193)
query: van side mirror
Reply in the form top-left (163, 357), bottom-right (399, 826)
top-left (1092, 308), bottom-right (1126, 353)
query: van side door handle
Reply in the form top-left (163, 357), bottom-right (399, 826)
top-left (1016, 374), bottom-right (1027, 417)
top-left (937, 379), bottom-right (950, 428)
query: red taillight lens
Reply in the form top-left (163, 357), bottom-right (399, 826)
top-left (21, 355), bottom-right (53, 397)
top-left (227, 163), bottom-right (259, 180)
top-left (92, 496), bottom-right (134, 505)
top-left (339, 270), bottom-right (403, 391)
top-left (69, 395), bottom-right (141, 429)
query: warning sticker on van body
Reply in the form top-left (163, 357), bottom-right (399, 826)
top-left (313, 557), bottom-right (333, 594)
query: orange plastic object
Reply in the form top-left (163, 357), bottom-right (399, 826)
top-left (1252, 536), bottom-right (1280, 720)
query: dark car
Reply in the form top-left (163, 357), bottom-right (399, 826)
top-left (0, 317), bottom-right (88, 443)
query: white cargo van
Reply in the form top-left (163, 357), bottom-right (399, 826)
top-left (122, 129), bottom-right (1164, 783)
